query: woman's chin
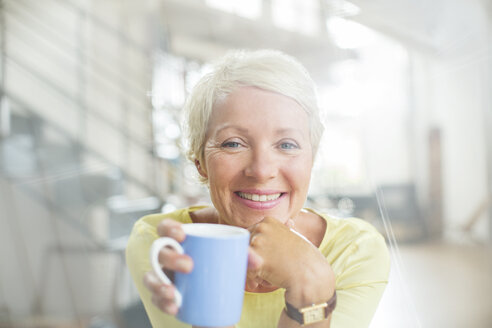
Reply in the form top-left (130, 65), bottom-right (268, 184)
top-left (226, 213), bottom-right (264, 228)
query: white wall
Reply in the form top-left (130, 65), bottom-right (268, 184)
top-left (411, 0), bottom-right (491, 242)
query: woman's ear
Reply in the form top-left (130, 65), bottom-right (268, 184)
top-left (195, 159), bottom-right (208, 178)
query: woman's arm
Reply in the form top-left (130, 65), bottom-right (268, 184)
top-left (278, 272), bottom-right (336, 327)
top-left (126, 217), bottom-right (192, 328)
top-left (247, 217), bottom-right (337, 328)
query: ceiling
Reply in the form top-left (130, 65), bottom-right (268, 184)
top-left (350, 0), bottom-right (490, 55)
top-left (146, 0), bottom-right (491, 80)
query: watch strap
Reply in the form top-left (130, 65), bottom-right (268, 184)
top-left (285, 290), bottom-right (337, 325)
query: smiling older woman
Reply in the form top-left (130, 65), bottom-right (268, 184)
top-left (126, 50), bottom-right (390, 328)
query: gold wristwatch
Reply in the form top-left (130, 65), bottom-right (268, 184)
top-left (285, 291), bottom-right (337, 325)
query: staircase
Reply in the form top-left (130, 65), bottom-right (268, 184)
top-left (0, 0), bottom-right (172, 326)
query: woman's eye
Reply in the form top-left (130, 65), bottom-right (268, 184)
top-left (280, 142), bottom-right (298, 150)
top-left (222, 141), bottom-right (241, 148)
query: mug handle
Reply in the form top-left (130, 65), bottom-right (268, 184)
top-left (150, 237), bottom-right (184, 307)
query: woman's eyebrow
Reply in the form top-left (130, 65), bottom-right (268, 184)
top-left (275, 128), bottom-right (305, 138)
top-left (276, 128), bottom-right (302, 134)
top-left (213, 125), bottom-right (305, 139)
top-left (214, 124), bottom-right (249, 136)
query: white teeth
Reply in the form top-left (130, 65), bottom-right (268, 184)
top-left (237, 192), bottom-right (281, 202)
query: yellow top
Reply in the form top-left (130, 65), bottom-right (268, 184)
top-left (125, 207), bottom-right (390, 328)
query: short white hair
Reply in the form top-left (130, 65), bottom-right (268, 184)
top-left (182, 49), bottom-right (324, 182)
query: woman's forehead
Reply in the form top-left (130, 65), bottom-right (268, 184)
top-left (212, 87), bottom-right (307, 118)
top-left (208, 87), bottom-right (310, 136)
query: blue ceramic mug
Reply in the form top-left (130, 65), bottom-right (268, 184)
top-left (150, 223), bottom-right (250, 327)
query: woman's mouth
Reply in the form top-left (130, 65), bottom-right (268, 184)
top-left (236, 192), bottom-right (282, 202)
top-left (234, 191), bottom-right (285, 210)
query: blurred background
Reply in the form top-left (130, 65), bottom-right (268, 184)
top-left (0, 0), bottom-right (491, 327)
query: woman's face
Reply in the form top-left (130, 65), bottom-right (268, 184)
top-left (198, 86), bottom-right (314, 228)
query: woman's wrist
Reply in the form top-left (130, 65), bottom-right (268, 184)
top-left (284, 260), bottom-right (335, 307)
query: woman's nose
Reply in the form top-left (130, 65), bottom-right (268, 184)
top-left (244, 149), bottom-right (278, 181)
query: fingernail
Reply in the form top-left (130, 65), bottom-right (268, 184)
top-left (147, 273), bottom-right (158, 284)
top-left (177, 258), bottom-right (191, 271)
top-left (160, 286), bottom-right (174, 299)
top-left (248, 280), bottom-right (258, 289)
top-left (170, 228), bottom-right (183, 240)
top-left (167, 303), bottom-right (178, 315)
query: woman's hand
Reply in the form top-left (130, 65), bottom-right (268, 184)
top-left (247, 217), bottom-right (335, 306)
top-left (142, 219), bottom-right (193, 315)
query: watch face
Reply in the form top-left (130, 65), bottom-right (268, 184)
top-left (303, 307), bottom-right (325, 324)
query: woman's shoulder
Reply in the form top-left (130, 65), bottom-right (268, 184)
top-left (310, 209), bottom-right (384, 242)
top-left (133, 206), bottom-right (209, 232)
top-left (307, 208), bottom-right (389, 266)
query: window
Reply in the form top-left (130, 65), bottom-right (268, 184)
top-left (310, 27), bottom-right (410, 198)
top-left (205, 0), bottom-right (262, 20)
top-left (272, 0), bottom-right (319, 36)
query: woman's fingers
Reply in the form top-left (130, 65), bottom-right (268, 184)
top-left (144, 272), bottom-right (179, 314)
top-left (144, 219), bottom-right (190, 315)
top-left (152, 296), bottom-right (179, 315)
top-left (247, 247), bottom-right (263, 271)
top-left (155, 219), bottom-right (192, 273)
top-left (143, 271), bottom-right (167, 294)
top-left (246, 247), bottom-right (265, 289)
top-left (246, 277), bottom-right (260, 290)
top-left (285, 218), bottom-right (295, 229)
top-left (158, 247), bottom-right (193, 273)
top-left (151, 289), bottom-right (179, 315)
top-left (156, 219), bottom-right (186, 242)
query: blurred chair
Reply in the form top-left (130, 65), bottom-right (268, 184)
top-left (377, 183), bottom-right (427, 242)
